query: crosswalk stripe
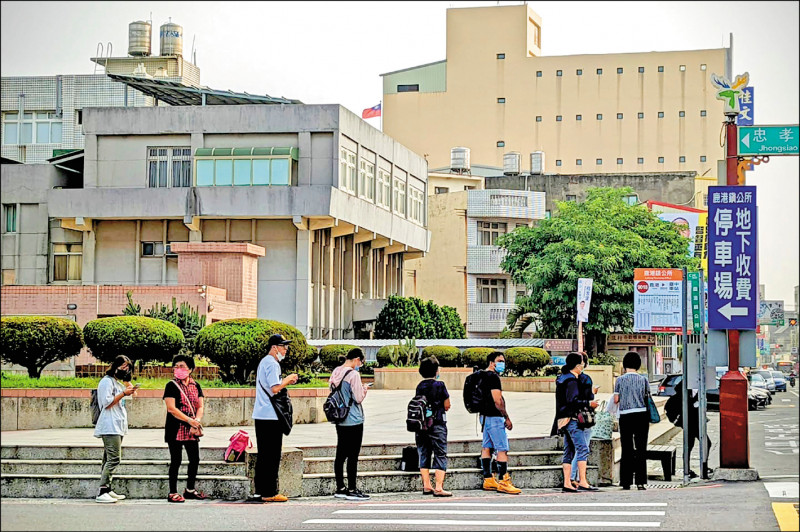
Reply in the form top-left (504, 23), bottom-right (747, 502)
top-left (764, 482), bottom-right (799, 498)
top-left (358, 502), bottom-right (668, 508)
top-left (305, 518), bottom-right (661, 528)
top-left (334, 509), bottom-right (666, 516)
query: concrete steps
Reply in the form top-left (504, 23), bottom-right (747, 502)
top-left (1, 459), bottom-right (245, 477)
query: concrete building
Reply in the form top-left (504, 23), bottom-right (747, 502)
top-left (381, 4), bottom-right (728, 201)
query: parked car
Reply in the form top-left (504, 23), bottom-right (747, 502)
top-left (752, 370), bottom-right (777, 394)
top-left (747, 373), bottom-right (773, 405)
top-left (750, 386), bottom-right (772, 407)
top-left (656, 374), bottom-right (683, 396)
top-left (769, 371), bottom-right (787, 392)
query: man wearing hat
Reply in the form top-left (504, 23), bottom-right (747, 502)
top-left (250, 334), bottom-right (298, 503)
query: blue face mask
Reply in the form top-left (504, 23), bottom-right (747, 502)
top-left (495, 362), bottom-right (506, 374)
top-left (355, 364), bottom-right (361, 372)
top-left (435, 374), bottom-right (440, 380)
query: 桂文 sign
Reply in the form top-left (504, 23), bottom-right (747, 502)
top-left (708, 186), bottom-right (757, 330)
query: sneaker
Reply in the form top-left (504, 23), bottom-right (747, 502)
top-left (183, 489), bottom-right (207, 500)
top-left (344, 488), bottom-right (370, 501)
top-left (262, 494), bottom-right (288, 503)
top-left (334, 487), bottom-right (349, 498)
top-left (482, 475), bottom-right (500, 491)
top-left (107, 491), bottom-right (126, 500)
top-left (95, 492), bottom-right (117, 503)
top-left (497, 473), bottom-right (522, 495)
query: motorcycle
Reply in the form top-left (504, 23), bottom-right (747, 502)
top-left (789, 374), bottom-right (796, 388)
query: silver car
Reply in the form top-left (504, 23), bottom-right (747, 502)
top-left (752, 370), bottom-right (777, 394)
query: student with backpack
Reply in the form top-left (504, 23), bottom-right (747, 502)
top-left (328, 347), bottom-right (370, 500)
top-left (412, 356), bottom-right (452, 497)
top-left (475, 351), bottom-right (522, 494)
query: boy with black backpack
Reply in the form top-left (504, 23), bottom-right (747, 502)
top-left (411, 356), bottom-right (452, 497)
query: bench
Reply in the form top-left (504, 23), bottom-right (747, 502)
top-left (646, 445), bottom-right (676, 481)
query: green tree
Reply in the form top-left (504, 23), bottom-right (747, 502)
top-left (123, 291), bottom-right (207, 355)
top-left (84, 316), bottom-right (184, 368)
top-left (374, 295), bottom-right (424, 339)
top-left (497, 187), bottom-right (697, 355)
top-left (442, 306), bottom-right (466, 339)
top-left (1, 317), bottom-right (85, 378)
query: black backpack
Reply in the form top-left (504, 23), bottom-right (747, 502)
top-left (323, 369), bottom-right (354, 424)
top-left (400, 445), bottom-right (419, 472)
top-left (406, 394), bottom-right (434, 433)
top-left (90, 375), bottom-right (110, 425)
top-left (463, 369), bottom-right (489, 414)
top-left (664, 393), bottom-right (681, 426)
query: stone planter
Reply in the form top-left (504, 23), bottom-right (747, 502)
top-left (373, 367), bottom-right (473, 390)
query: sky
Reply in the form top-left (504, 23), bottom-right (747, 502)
top-left (1, 1), bottom-right (798, 307)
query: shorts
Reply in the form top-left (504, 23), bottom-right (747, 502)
top-left (480, 415), bottom-right (509, 452)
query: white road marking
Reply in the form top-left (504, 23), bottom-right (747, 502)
top-left (357, 502), bottom-right (669, 508)
top-left (789, 390), bottom-right (798, 397)
top-left (782, 399), bottom-right (791, 402)
top-left (760, 474), bottom-right (800, 479)
top-left (304, 519), bottom-right (661, 528)
top-left (763, 482), bottom-right (800, 498)
top-left (334, 509), bottom-right (665, 516)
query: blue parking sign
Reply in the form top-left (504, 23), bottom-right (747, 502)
top-left (735, 87), bottom-right (754, 126)
top-left (707, 186), bottom-right (757, 330)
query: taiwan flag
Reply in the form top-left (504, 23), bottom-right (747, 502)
top-left (362, 103), bottom-right (381, 119)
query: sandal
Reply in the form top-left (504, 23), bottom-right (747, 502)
top-left (167, 493), bottom-right (185, 503)
top-left (183, 489), bottom-right (207, 500)
top-left (433, 489), bottom-right (453, 497)
top-left (422, 489), bottom-right (434, 495)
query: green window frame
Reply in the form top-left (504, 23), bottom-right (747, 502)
top-left (193, 147), bottom-right (297, 187)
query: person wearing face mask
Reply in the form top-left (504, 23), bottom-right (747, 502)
top-left (163, 354), bottom-right (206, 503)
top-left (328, 347), bottom-right (371, 500)
top-left (94, 355), bottom-right (136, 503)
top-left (568, 353), bottom-right (599, 488)
top-left (479, 351), bottom-right (522, 495)
top-left (415, 356), bottom-right (452, 496)
top-left (250, 334), bottom-right (298, 503)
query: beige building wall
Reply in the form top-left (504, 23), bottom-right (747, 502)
top-left (427, 171), bottom-right (484, 195)
top-left (383, 4), bottom-right (728, 178)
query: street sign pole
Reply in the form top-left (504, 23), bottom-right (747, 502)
top-left (698, 268), bottom-right (709, 479)
top-left (681, 266), bottom-right (690, 485)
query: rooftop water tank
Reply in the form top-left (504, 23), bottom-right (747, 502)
top-left (530, 151), bottom-right (545, 175)
top-left (450, 147), bottom-right (471, 173)
top-left (159, 20), bottom-right (183, 56)
top-left (503, 152), bottom-right (521, 176)
top-left (128, 21), bottom-right (152, 57)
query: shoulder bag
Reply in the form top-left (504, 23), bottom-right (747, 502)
top-left (258, 377), bottom-right (294, 436)
top-left (171, 380), bottom-right (203, 438)
top-left (646, 380), bottom-right (661, 424)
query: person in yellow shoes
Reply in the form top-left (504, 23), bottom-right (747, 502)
top-left (479, 352), bottom-right (521, 495)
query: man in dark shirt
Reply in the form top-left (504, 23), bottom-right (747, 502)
top-left (479, 351), bottom-right (521, 494)
top-left (415, 356), bottom-right (452, 496)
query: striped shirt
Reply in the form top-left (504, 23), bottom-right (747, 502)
top-left (614, 372), bottom-right (649, 415)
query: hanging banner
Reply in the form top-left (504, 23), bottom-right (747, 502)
top-left (577, 278), bottom-right (593, 323)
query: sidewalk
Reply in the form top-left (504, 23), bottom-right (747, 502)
top-left (0, 390), bottom-right (616, 449)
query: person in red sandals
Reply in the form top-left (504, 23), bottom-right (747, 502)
top-left (163, 354), bottom-right (206, 503)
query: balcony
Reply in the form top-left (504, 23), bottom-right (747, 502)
top-left (467, 189), bottom-right (546, 220)
top-left (467, 245), bottom-right (507, 274)
top-left (467, 303), bottom-right (517, 333)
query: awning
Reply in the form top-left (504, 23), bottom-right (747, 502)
top-left (47, 149), bottom-right (85, 174)
top-left (194, 147), bottom-right (299, 160)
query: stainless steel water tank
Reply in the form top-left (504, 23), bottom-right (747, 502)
top-left (159, 21), bottom-right (183, 56)
top-left (450, 147), bottom-right (471, 173)
top-left (530, 151), bottom-right (545, 174)
top-left (503, 152), bottom-right (521, 175)
top-left (128, 21), bottom-right (152, 57)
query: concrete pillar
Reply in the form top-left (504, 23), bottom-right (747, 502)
top-left (298, 131), bottom-right (311, 186)
top-left (326, 231), bottom-right (335, 339)
top-left (81, 223), bottom-right (96, 284)
top-left (295, 229), bottom-right (312, 338)
top-left (189, 229), bottom-right (202, 242)
top-left (134, 220), bottom-right (141, 284)
top-left (83, 134), bottom-right (98, 188)
top-left (161, 220), bottom-right (168, 285)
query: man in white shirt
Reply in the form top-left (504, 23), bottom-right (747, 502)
top-left (250, 334), bottom-right (298, 503)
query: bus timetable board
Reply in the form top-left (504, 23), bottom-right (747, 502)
top-left (633, 268), bottom-right (684, 333)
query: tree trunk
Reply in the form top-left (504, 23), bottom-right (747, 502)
top-left (27, 366), bottom-right (42, 378)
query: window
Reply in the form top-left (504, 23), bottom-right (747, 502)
top-left (339, 148), bottom-right (356, 193)
top-left (679, 65), bottom-right (686, 71)
top-left (535, 116), bottom-right (542, 122)
top-left (76, 110), bottom-right (83, 125)
top-left (234, 159), bottom-right (251, 186)
top-left (497, 53), bottom-right (505, 59)
top-left (617, 158), bottom-right (623, 164)
top-left (700, 110), bottom-right (707, 117)
top-left (597, 114), bottom-right (603, 120)
top-left (359, 159), bottom-right (375, 201)
top-left (703, 193), bottom-right (709, 207)
top-left (478, 221), bottom-right (507, 246)
top-left (566, 194), bottom-right (577, 202)
top-left (576, 69), bottom-right (583, 76)
top-left (376, 169), bottom-right (391, 208)
top-left (556, 70), bottom-right (563, 77)
top-left (435, 187), bottom-right (449, 194)
top-left (393, 178), bottom-right (406, 216)
top-left (497, 141), bottom-right (505, 147)
top-left (597, 68), bottom-right (603, 75)
top-left (638, 66), bottom-right (645, 73)
top-left (477, 278), bottom-right (507, 304)
top-left (637, 157), bottom-right (644, 164)
top-left (556, 115), bottom-right (562, 122)
top-left (3, 204), bottom-right (17, 233)
top-left (409, 187), bottom-right (424, 223)
top-left (623, 194), bottom-right (639, 206)
top-left (141, 242), bottom-right (166, 257)
top-left (556, 160), bottom-right (562, 167)
top-left (148, 147), bottom-right (191, 187)
top-left (596, 158), bottom-right (603, 165)
top-left (700, 64), bottom-right (707, 71)
top-left (52, 244), bottom-right (82, 282)
top-left (638, 112), bottom-right (644, 119)
top-left (3, 111), bottom-right (61, 145)
top-left (658, 65), bottom-right (664, 73)
top-left (617, 113), bottom-right (623, 119)
top-left (545, 210), bottom-right (551, 219)
top-left (658, 156), bottom-right (665, 163)
top-left (497, 97), bottom-right (506, 104)
top-left (617, 67), bottom-right (623, 74)
top-left (658, 111), bottom-right (664, 118)
top-left (464, 185), bottom-right (476, 191)
top-left (679, 111), bottom-right (685, 117)
top-left (679, 156), bottom-right (686, 163)
top-left (700, 155), bottom-right (707, 162)
top-left (576, 114), bottom-right (582, 121)
top-left (536, 71), bottom-right (542, 77)
top-left (576, 159), bottom-right (582, 166)
top-left (397, 84), bottom-right (419, 93)
top-left (196, 149), bottom-right (293, 187)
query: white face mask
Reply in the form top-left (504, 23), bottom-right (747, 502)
top-left (276, 353), bottom-right (285, 362)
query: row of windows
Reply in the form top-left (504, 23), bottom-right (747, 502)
top-left (533, 65), bottom-right (705, 76)
top-left (526, 110), bottom-right (707, 120)
top-left (196, 157), bottom-right (290, 187)
top-left (565, 194), bottom-right (638, 205)
top-left (553, 156), bottom-right (707, 166)
top-left (2, 111), bottom-right (63, 145)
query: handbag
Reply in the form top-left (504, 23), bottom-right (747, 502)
top-left (646, 390), bottom-right (661, 424)
top-left (259, 379), bottom-right (294, 436)
top-left (171, 380), bottom-right (203, 438)
top-left (575, 407), bottom-right (596, 429)
top-left (591, 401), bottom-right (614, 440)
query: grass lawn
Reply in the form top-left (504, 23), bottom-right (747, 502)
top-left (0, 372), bottom-right (327, 389)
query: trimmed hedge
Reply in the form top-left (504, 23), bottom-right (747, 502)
top-left (318, 344), bottom-right (358, 371)
top-left (84, 316), bottom-right (184, 367)
top-left (376, 345), bottom-right (402, 367)
top-left (194, 318), bottom-right (308, 384)
top-left (461, 347), bottom-right (494, 369)
top-left (421, 345), bottom-right (461, 367)
top-left (1, 316), bottom-right (85, 378)
top-left (504, 347), bottom-right (550, 375)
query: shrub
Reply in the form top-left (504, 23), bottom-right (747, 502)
top-left (427, 302), bottom-right (449, 339)
top-left (194, 318), bottom-right (308, 384)
top-left (422, 345), bottom-right (461, 367)
top-left (442, 306), bottom-right (466, 339)
top-left (376, 345), bottom-right (401, 367)
top-left (84, 316), bottom-right (184, 368)
top-left (123, 291), bottom-right (206, 355)
top-left (1, 317), bottom-right (85, 378)
top-left (504, 347), bottom-right (550, 376)
top-left (542, 365), bottom-right (562, 377)
top-left (375, 295), bottom-right (424, 339)
top-left (589, 352), bottom-right (618, 366)
top-left (318, 344), bottom-right (359, 371)
top-left (461, 347), bottom-right (494, 369)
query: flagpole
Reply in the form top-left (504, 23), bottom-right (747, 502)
top-left (379, 99), bottom-right (382, 132)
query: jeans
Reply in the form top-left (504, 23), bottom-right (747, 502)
top-left (335, 423), bottom-right (364, 491)
top-left (254, 419), bottom-right (284, 496)
top-left (619, 411), bottom-right (650, 487)
top-left (168, 440), bottom-right (200, 494)
top-left (99, 435), bottom-right (123, 488)
top-left (570, 427), bottom-right (593, 480)
top-left (562, 420), bottom-right (589, 464)
top-left (415, 424), bottom-right (448, 471)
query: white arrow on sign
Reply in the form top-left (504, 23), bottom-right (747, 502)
top-left (742, 132), bottom-right (750, 148)
top-left (719, 302), bottom-right (748, 320)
